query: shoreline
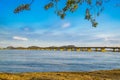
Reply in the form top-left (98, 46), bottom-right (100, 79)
top-left (0, 69), bottom-right (120, 80)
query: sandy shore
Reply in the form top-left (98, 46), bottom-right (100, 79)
top-left (0, 69), bottom-right (120, 80)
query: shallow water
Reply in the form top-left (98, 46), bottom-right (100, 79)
top-left (0, 50), bottom-right (120, 72)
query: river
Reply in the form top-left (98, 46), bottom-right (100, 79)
top-left (0, 50), bottom-right (120, 72)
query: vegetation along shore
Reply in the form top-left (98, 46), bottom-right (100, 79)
top-left (0, 69), bottom-right (120, 80)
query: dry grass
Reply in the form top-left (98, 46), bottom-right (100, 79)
top-left (0, 69), bottom-right (120, 80)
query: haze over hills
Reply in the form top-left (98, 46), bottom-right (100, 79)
top-left (3, 45), bottom-right (76, 49)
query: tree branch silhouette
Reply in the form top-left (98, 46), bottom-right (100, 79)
top-left (14, 0), bottom-right (111, 27)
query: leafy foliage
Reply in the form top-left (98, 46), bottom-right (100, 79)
top-left (14, 4), bottom-right (30, 13)
top-left (14, 0), bottom-right (110, 27)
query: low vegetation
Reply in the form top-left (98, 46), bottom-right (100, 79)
top-left (0, 69), bottom-right (120, 80)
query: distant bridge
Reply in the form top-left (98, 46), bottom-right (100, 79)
top-left (26, 47), bottom-right (120, 52)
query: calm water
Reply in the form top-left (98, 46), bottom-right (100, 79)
top-left (0, 50), bottom-right (120, 72)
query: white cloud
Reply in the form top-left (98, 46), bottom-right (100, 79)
top-left (62, 22), bottom-right (71, 28)
top-left (94, 34), bottom-right (112, 41)
top-left (13, 36), bottom-right (28, 41)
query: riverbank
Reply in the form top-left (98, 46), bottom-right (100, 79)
top-left (0, 69), bottom-right (120, 80)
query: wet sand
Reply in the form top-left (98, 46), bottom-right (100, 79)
top-left (0, 69), bottom-right (120, 80)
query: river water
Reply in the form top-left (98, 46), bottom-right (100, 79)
top-left (0, 50), bottom-right (120, 72)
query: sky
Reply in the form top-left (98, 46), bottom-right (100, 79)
top-left (0, 0), bottom-right (120, 48)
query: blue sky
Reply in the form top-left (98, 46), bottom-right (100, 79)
top-left (0, 0), bottom-right (120, 47)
